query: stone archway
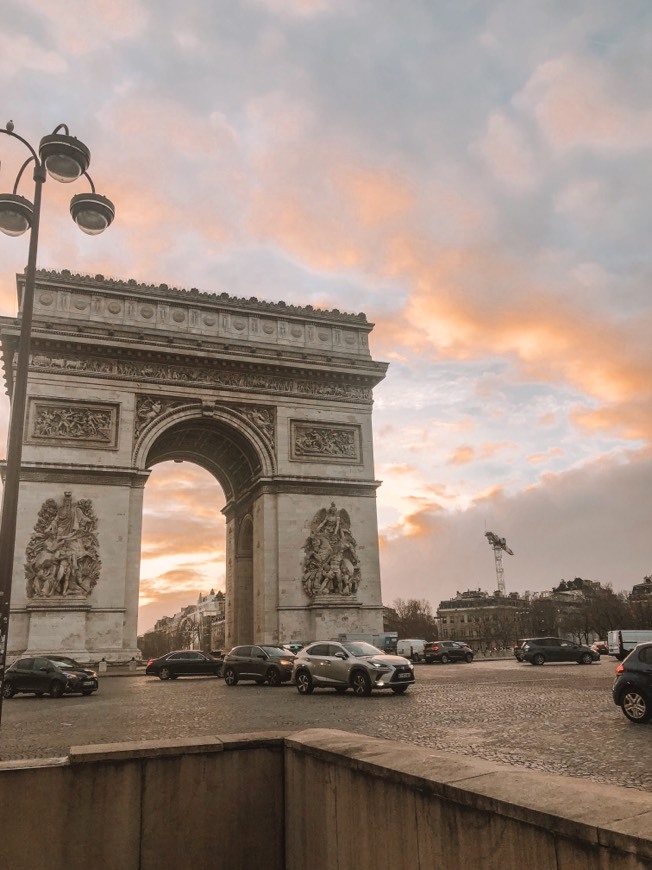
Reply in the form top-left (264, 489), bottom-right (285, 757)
top-left (0, 270), bottom-right (388, 660)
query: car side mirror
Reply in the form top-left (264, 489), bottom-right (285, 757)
top-left (257, 654), bottom-right (266, 660)
top-left (39, 667), bottom-right (49, 672)
top-left (334, 652), bottom-right (347, 660)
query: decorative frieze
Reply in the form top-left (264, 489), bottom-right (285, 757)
top-left (25, 491), bottom-right (101, 599)
top-left (27, 398), bottom-right (119, 448)
top-left (291, 421), bottom-right (361, 463)
top-left (302, 502), bottom-right (361, 598)
top-left (29, 352), bottom-right (372, 403)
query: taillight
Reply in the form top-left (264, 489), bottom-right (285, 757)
top-left (147, 659), bottom-right (153, 667)
top-left (615, 664), bottom-right (624, 674)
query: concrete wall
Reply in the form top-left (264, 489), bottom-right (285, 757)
top-left (1, 729), bottom-right (651, 870)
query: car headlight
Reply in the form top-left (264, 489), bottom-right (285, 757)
top-left (279, 659), bottom-right (292, 667)
top-left (408, 663), bottom-right (414, 670)
top-left (370, 661), bottom-right (384, 668)
top-left (62, 672), bottom-right (77, 679)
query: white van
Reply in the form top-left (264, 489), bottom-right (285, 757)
top-left (396, 639), bottom-right (426, 662)
top-left (608, 629), bottom-right (652, 660)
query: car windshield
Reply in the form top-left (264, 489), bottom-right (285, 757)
top-left (260, 646), bottom-right (293, 657)
top-left (341, 642), bottom-right (383, 657)
top-left (47, 656), bottom-right (82, 668)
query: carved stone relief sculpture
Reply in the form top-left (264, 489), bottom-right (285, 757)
top-left (301, 502), bottom-right (360, 598)
top-left (233, 405), bottom-right (275, 448)
top-left (25, 492), bottom-right (101, 599)
top-left (292, 423), bottom-right (359, 461)
top-left (134, 395), bottom-right (196, 438)
top-left (28, 399), bottom-right (118, 448)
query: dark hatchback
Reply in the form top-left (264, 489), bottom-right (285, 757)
top-left (2, 655), bottom-right (99, 698)
top-left (612, 641), bottom-right (652, 723)
top-left (145, 650), bottom-right (224, 681)
top-left (222, 645), bottom-right (295, 687)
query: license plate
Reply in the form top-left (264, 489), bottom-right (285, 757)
top-left (398, 672), bottom-right (411, 680)
top-left (83, 680), bottom-right (94, 686)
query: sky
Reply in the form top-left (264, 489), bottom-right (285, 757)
top-left (1, 0), bottom-right (650, 633)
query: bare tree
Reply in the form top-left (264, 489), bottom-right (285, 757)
top-left (393, 598), bottom-right (438, 640)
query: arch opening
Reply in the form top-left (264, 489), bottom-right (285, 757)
top-left (139, 416), bottom-right (264, 647)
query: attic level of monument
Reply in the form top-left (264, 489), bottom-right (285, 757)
top-left (15, 270), bottom-right (375, 361)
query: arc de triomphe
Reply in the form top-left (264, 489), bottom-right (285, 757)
top-left (0, 270), bottom-right (387, 661)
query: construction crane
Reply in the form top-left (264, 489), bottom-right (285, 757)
top-left (485, 531), bottom-right (514, 595)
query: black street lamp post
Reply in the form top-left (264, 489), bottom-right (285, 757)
top-left (0, 122), bottom-right (114, 730)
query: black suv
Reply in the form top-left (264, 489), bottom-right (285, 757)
top-left (222, 645), bottom-right (295, 687)
top-left (423, 641), bottom-right (474, 664)
top-left (2, 655), bottom-right (99, 698)
top-left (612, 641), bottom-right (652, 723)
top-left (521, 637), bottom-right (599, 666)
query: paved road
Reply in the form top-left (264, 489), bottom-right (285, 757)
top-left (1, 657), bottom-right (649, 792)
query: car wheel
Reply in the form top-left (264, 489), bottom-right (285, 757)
top-left (351, 671), bottom-right (372, 697)
top-left (465, 653), bottom-right (474, 663)
top-left (49, 681), bottom-right (65, 698)
top-left (532, 653), bottom-right (545, 666)
top-left (621, 690), bottom-right (652, 723)
top-left (2, 681), bottom-right (15, 699)
top-left (159, 667), bottom-right (172, 681)
top-left (580, 653), bottom-right (593, 665)
top-left (224, 667), bottom-right (239, 686)
top-left (296, 670), bottom-right (314, 694)
top-left (440, 654), bottom-right (450, 664)
top-left (391, 685), bottom-right (409, 694)
top-left (266, 668), bottom-right (282, 687)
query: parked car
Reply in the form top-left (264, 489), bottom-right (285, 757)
top-left (521, 637), bottom-right (599, 666)
top-left (423, 641), bottom-right (474, 664)
top-left (292, 641), bottom-right (415, 696)
top-left (395, 639), bottom-right (426, 661)
top-left (591, 641), bottom-right (609, 656)
top-left (281, 643), bottom-right (305, 654)
top-left (1, 655), bottom-right (99, 698)
top-left (513, 639), bottom-right (528, 662)
top-left (222, 645), bottom-right (295, 687)
top-left (145, 650), bottom-right (223, 680)
top-left (612, 642), bottom-right (652, 723)
top-left (608, 630), bottom-right (652, 661)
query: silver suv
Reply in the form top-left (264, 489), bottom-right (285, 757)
top-left (292, 641), bottom-right (415, 696)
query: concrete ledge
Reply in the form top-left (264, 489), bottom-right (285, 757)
top-left (1, 728), bottom-right (651, 869)
top-left (285, 729), bottom-right (652, 869)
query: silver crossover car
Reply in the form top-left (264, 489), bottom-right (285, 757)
top-left (292, 641), bottom-right (415, 696)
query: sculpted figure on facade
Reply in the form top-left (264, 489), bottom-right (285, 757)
top-left (302, 502), bottom-right (360, 597)
top-left (233, 405), bottom-right (275, 447)
top-left (25, 492), bottom-right (101, 599)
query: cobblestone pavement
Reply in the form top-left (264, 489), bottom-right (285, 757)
top-left (1, 658), bottom-right (649, 792)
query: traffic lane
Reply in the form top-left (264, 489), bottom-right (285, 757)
top-left (1, 658), bottom-right (649, 793)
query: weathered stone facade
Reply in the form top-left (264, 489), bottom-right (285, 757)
top-left (0, 270), bottom-right (387, 660)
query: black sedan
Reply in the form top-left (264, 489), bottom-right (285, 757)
top-left (2, 655), bottom-right (99, 698)
top-left (145, 650), bottom-right (223, 680)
